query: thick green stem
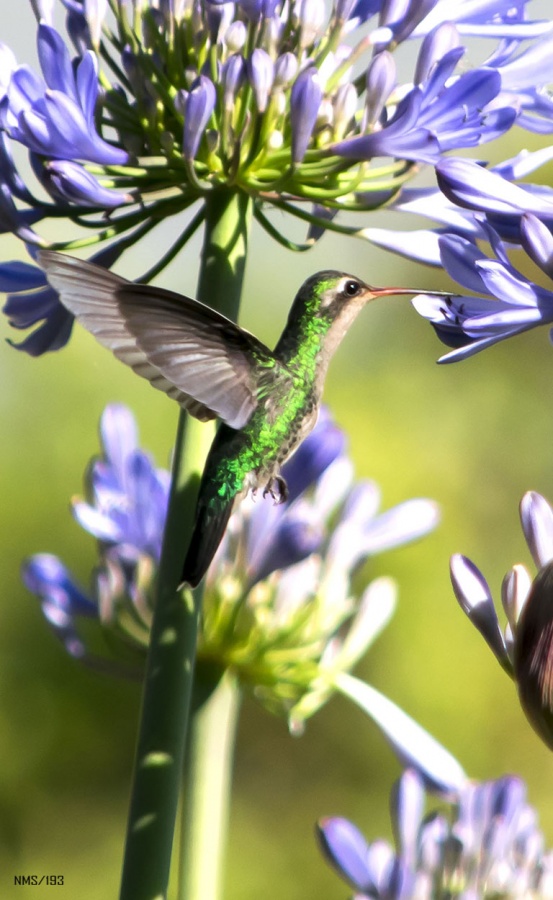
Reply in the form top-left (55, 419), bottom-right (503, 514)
top-left (178, 671), bottom-right (241, 900)
top-left (119, 190), bottom-right (252, 900)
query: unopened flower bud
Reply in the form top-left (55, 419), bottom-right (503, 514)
top-left (248, 48), bottom-right (275, 113)
top-left (290, 66), bottom-right (323, 163)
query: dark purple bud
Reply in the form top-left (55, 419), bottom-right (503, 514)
top-left (239, 0), bottom-right (280, 22)
top-left (66, 10), bottom-right (91, 54)
top-left (248, 48), bottom-right (274, 112)
top-left (205, 0), bottom-right (228, 43)
top-left (514, 560), bottom-right (553, 750)
top-left (182, 75), bottom-right (216, 159)
top-left (290, 66), bottom-right (322, 163)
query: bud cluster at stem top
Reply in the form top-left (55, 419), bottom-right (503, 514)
top-left (0, 0), bottom-right (548, 255)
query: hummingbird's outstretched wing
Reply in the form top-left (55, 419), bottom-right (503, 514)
top-left (39, 250), bottom-right (278, 429)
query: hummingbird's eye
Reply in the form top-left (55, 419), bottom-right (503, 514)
top-left (344, 280), bottom-right (361, 297)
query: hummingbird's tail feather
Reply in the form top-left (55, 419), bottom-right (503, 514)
top-left (179, 500), bottom-right (234, 589)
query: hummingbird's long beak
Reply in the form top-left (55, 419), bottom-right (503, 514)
top-left (368, 286), bottom-right (454, 298)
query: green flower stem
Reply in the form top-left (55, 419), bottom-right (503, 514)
top-left (119, 189), bottom-right (252, 900)
top-left (178, 670), bottom-right (241, 900)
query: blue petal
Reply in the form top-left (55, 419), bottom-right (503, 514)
top-left (23, 553), bottom-right (96, 616)
top-left (100, 403), bottom-right (138, 489)
top-left (282, 415), bottom-right (347, 504)
top-left (248, 516), bottom-right (323, 585)
top-left (520, 213), bottom-right (553, 279)
top-left (0, 260), bottom-right (46, 292)
top-left (317, 818), bottom-right (375, 892)
top-left (439, 234), bottom-right (490, 294)
top-left (37, 23), bottom-right (79, 102)
top-left (8, 303), bottom-right (73, 355)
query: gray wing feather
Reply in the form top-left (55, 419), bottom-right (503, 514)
top-left (38, 250), bottom-right (274, 429)
top-left (115, 285), bottom-right (274, 429)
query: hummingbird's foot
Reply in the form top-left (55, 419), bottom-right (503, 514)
top-left (263, 475), bottom-right (288, 505)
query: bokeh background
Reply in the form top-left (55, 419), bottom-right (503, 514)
top-left (3, 4), bottom-right (553, 898)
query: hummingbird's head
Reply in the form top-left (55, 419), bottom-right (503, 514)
top-left (282, 270), bottom-right (437, 359)
top-left (290, 270), bottom-right (423, 329)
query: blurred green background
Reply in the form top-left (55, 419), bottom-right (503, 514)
top-left (4, 6), bottom-right (553, 899)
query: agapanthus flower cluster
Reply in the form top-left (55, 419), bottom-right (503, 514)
top-left (450, 490), bottom-right (553, 751)
top-left (317, 768), bottom-right (553, 898)
top-left (1, 1), bottom-right (551, 353)
top-left (23, 403), bottom-right (439, 719)
top-left (411, 160), bottom-right (553, 361)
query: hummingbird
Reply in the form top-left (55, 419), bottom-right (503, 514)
top-left (38, 250), bottom-right (447, 588)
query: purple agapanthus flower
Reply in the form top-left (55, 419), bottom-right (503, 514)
top-left (23, 401), bottom-right (468, 794)
top-left (318, 768), bottom-right (553, 898)
top-left (1, 254), bottom-right (74, 356)
top-left (413, 209), bottom-right (553, 362)
top-left (23, 404), bottom-right (170, 665)
top-left (2, 241), bottom-right (126, 355)
top-left (0, 23), bottom-right (128, 165)
top-left (72, 403), bottom-right (170, 564)
top-left (355, 148), bottom-right (553, 265)
top-left (23, 404), bottom-right (439, 733)
top-left (332, 43), bottom-right (516, 165)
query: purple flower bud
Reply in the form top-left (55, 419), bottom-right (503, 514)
top-left (30, 0), bottom-right (55, 24)
top-left (182, 75), bottom-right (216, 159)
top-left (290, 66), bottom-right (322, 163)
top-left (274, 52), bottom-right (298, 87)
top-left (414, 22), bottom-right (460, 85)
top-left (222, 54), bottom-right (246, 109)
top-left (248, 48), bottom-right (274, 113)
top-left (224, 20), bottom-right (247, 53)
top-left (317, 817), bottom-right (374, 892)
top-left (365, 51), bottom-right (396, 127)
top-left (66, 11), bottom-right (92, 55)
top-left (37, 158), bottom-right (132, 208)
top-left (389, 0), bottom-right (440, 44)
top-left (296, 0), bottom-right (326, 48)
top-left (82, 0), bottom-right (108, 48)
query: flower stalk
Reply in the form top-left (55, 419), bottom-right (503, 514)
top-left (119, 189), bottom-right (252, 900)
top-left (179, 669), bottom-right (241, 900)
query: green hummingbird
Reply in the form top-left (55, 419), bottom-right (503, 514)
top-left (39, 250), bottom-right (446, 588)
